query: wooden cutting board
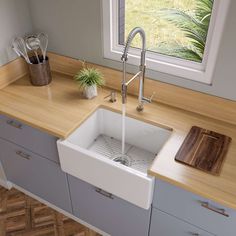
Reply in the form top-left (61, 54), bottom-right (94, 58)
top-left (175, 126), bottom-right (231, 175)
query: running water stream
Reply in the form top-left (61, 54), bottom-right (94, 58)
top-left (121, 104), bottom-right (126, 155)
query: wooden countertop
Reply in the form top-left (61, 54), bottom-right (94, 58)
top-left (0, 72), bottom-right (236, 210)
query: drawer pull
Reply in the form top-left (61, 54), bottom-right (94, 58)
top-left (200, 201), bottom-right (229, 217)
top-left (16, 151), bottom-right (31, 160)
top-left (95, 188), bottom-right (114, 199)
top-left (189, 233), bottom-right (199, 236)
top-left (7, 120), bottom-right (22, 129)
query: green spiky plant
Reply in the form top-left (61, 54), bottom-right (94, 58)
top-left (74, 62), bottom-right (104, 89)
top-left (159, 0), bottom-right (213, 62)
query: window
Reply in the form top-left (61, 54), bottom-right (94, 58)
top-left (102, 0), bottom-right (230, 84)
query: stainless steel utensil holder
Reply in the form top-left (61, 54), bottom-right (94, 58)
top-left (28, 56), bottom-right (52, 86)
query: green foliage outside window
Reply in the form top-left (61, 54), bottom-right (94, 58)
top-left (124, 0), bottom-right (213, 62)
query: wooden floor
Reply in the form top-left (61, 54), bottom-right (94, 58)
top-left (0, 186), bottom-right (101, 236)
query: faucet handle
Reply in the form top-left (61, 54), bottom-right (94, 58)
top-left (149, 92), bottom-right (156, 102)
top-left (142, 92), bottom-right (156, 104)
top-left (137, 92), bottom-right (156, 112)
top-left (104, 91), bottom-right (117, 103)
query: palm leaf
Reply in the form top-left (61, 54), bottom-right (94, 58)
top-left (158, 0), bottom-right (213, 62)
top-left (157, 46), bottom-right (202, 62)
top-left (196, 0), bottom-right (214, 24)
top-left (157, 9), bottom-right (205, 30)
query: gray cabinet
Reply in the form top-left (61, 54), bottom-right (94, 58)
top-left (150, 208), bottom-right (214, 236)
top-left (0, 138), bottom-right (72, 213)
top-left (153, 180), bottom-right (236, 236)
top-left (0, 114), bottom-right (59, 163)
top-left (68, 175), bottom-right (151, 236)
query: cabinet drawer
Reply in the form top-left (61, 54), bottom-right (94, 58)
top-left (0, 138), bottom-right (72, 213)
top-left (68, 175), bottom-right (150, 236)
top-left (0, 115), bottom-right (59, 163)
top-left (150, 208), bottom-right (214, 236)
top-left (153, 180), bottom-right (236, 236)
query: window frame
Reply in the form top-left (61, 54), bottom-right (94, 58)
top-left (102, 0), bottom-right (230, 84)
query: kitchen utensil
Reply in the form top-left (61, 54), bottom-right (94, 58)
top-left (25, 35), bottom-right (41, 64)
top-left (37, 33), bottom-right (48, 61)
top-left (12, 37), bottom-right (31, 64)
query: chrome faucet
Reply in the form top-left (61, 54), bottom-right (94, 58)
top-left (121, 27), bottom-right (153, 111)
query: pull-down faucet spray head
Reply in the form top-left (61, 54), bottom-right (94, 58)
top-left (121, 27), bottom-right (146, 63)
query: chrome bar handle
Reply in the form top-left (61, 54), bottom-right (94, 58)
top-left (95, 188), bottom-right (114, 199)
top-left (200, 201), bottom-right (229, 217)
top-left (125, 71), bottom-right (142, 86)
top-left (7, 120), bottom-right (22, 129)
top-left (16, 150), bottom-right (31, 160)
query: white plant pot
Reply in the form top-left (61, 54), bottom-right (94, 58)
top-left (83, 85), bottom-right (98, 99)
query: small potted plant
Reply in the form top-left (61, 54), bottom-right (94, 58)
top-left (74, 63), bottom-right (104, 99)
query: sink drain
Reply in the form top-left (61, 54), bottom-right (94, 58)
top-left (112, 155), bottom-right (131, 167)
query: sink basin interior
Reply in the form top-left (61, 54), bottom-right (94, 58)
top-left (66, 107), bottom-right (171, 174)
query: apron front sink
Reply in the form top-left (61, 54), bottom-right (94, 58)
top-left (57, 107), bottom-right (171, 209)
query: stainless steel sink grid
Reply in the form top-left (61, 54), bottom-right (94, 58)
top-left (88, 134), bottom-right (156, 174)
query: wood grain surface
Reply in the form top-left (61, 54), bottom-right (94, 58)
top-left (1, 52), bottom-right (236, 126)
top-left (0, 58), bottom-right (28, 90)
top-left (48, 52), bottom-right (236, 126)
top-left (0, 186), bottom-right (100, 236)
top-left (175, 126), bottom-right (231, 175)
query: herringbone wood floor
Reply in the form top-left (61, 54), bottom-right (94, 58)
top-left (0, 186), bottom-right (101, 236)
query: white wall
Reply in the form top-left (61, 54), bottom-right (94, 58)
top-left (0, 0), bottom-right (32, 185)
top-left (0, 0), bottom-right (32, 66)
top-left (27, 0), bottom-right (236, 101)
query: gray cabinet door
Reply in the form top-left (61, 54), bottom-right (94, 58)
top-left (153, 180), bottom-right (236, 236)
top-left (0, 138), bottom-right (72, 213)
top-left (68, 175), bottom-right (150, 236)
top-left (150, 208), bottom-right (214, 236)
top-left (0, 114), bottom-right (59, 163)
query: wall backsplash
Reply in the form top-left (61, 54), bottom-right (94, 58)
top-left (0, 0), bottom-right (234, 101)
top-left (0, 0), bottom-right (32, 66)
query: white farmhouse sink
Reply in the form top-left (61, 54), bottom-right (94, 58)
top-left (57, 107), bottom-right (171, 209)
